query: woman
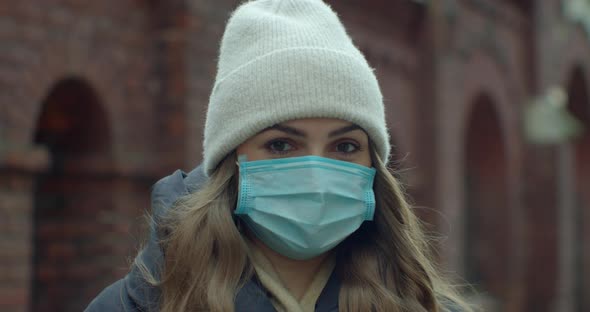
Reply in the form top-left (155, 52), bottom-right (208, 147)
top-left (86, 0), bottom-right (473, 311)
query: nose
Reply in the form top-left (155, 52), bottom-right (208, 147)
top-left (307, 145), bottom-right (327, 158)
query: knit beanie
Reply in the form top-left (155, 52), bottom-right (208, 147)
top-left (203, 0), bottom-right (390, 175)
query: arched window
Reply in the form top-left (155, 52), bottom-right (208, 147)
top-left (32, 78), bottom-right (113, 312)
top-left (566, 67), bottom-right (590, 312)
top-left (464, 94), bottom-right (510, 311)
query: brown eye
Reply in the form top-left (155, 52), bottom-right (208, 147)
top-left (336, 142), bottom-right (359, 154)
top-left (266, 139), bottom-right (294, 154)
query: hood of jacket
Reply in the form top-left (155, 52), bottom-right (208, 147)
top-left (125, 165), bottom-right (208, 311)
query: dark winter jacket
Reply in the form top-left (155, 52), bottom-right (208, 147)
top-left (85, 165), bottom-right (461, 312)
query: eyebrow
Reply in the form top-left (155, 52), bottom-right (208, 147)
top-left (328, 124), bottom-right (363, 138)
top-left (261, 124), bottom-right (363, 138)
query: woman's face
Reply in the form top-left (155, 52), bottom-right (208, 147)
top-left (236, 118), bottom-right (371, 167)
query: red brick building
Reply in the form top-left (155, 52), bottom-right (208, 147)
top-left (0, 0), bottom-right (589, 311)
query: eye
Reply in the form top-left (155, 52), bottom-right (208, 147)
top-left (336, 142), bottom-right (360, 154)
top-left (265, 139), bottom-right (295, 154)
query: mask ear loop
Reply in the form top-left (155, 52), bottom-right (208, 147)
top-left (233, 159), bottom-right (243, 233)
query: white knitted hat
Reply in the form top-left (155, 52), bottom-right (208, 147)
top-left (203, 0), bottom-right (390, 175)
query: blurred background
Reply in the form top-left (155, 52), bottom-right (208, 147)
top-left (1, 0), bottom-right (589, 311)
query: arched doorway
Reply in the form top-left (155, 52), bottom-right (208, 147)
top-left (464, 94), bottom-right (510, 310)
top-left (32, 78), bottom-right (113, 312)
top-left (566, 67), bottom-right (590, 312)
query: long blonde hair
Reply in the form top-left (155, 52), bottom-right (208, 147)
top-left (141, 145), bottom-right (474, 312)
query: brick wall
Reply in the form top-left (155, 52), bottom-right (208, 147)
top-left (1, 171), bottom-right (36, 312)
top-left (0, 1), bottom-right (166, 311)
top-left (1, 1), bottom-right (590, 312)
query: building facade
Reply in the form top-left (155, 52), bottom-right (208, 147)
top-left (0, 0), bottom-right (589, 311)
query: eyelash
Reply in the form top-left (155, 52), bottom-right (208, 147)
top-left (336, 141), bottom-right (361, 156)
top-left (264, 138), bottom-right (295, 155)
top-left (263, 138), bottom-right (362, 156)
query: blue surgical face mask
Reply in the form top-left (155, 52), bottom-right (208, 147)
top-left (234, 155), bottom-right (376, 260)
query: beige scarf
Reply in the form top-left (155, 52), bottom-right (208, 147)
top-left (245, 239), bottom-right (335, 312)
